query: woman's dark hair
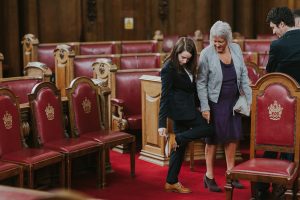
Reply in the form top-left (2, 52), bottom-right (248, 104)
top-left (164, 37), bottom-right (198, 77)
top-left (266, 7), bottom-right (295, 27)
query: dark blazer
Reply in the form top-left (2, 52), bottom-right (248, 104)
top-left (266, 29), bottom-right (300, 82)
top-left (158, 60), bottom-right (199, 128)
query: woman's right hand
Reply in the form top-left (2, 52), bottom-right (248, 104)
top-left (202, 111), bottom-right (210, 124)
top-left (158, 128), bottom-right (168, 137)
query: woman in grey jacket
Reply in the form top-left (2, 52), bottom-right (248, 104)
top-left (197, 21), bottom-right (252, 192)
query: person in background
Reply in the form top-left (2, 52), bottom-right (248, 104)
top-left (197, 21), bottom-right (252, 193)
top-left (158, 37), bottom-right (213, 194)
top-left (254, 7), bottom-right (300, 200)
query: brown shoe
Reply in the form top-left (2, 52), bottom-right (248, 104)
top-left (164, 182), bottom-right (191, 193)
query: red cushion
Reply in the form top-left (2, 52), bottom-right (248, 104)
top-left (2, 148), bottom-right (62, 165)
top-left (80, 43), bottom-right (117, 55)
top-left (231, 158), bottom-right (296, 177)
top-left (81, 130), bottom-right (133, 144)
top-left (38, 45), bottom-right (57, 72)
top-left (120, 55), bottom-right (161, 70)
top-left (71, 82), bottom-right (102, 133)
top-left (44, 138), bottom-right (100, 153)
top-left (32, 87), bottom-right (66, 144)
top-left (0, 95), bottom-right (23, 155)
top-left (74, 57), bottom-right (97, 78)
top-left (121, 42), bottom-right (157, 54)
top-left (74, 56), bottom-right (118, 78)
top-left (0, 161), bottom-right (20, 171)
top-left (256, 83), bottom-right (295, 146)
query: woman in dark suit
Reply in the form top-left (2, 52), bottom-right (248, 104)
top-left (158, 37), bottom-right (213, 193)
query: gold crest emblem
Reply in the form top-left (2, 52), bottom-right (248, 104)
top-left (45, 103), bottom-right (55, 120)
top-left (82, 97), bottom-right (91, 114)
top-left (3, 111), bottom-right (12, 130)
top-left (268, 100), bottom-right (283, 120)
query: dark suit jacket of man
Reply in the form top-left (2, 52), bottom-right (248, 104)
top-left (158, 60), bottom-right (199, 128)
top-left (266, 29), bottom-right (300, 83)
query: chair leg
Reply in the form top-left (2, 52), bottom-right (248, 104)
top-left (97, 149), bottom-right (102, 188)
top-left (101, 149), bottom-right (107, 187)
top-left (189, 141), bottom-right (195, 171)
top-left (28, 168), bottom-right (34, 188)
top-left (284, 188), bottom-right (294, 200)
top-left (18, 168), bottom-right (24, 187)
top-left (66, 156), bottom-right (71, 189)
top-left (224, 181), bottom-right (233, 200)
top-left (60, 159), bottom-right (65, 188)
top-left (130, 141), bottom-right (136, 177)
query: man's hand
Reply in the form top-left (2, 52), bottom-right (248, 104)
top-left (158, 128), bottom-right (168, 137)
top-left (202, 111), bottom-right (210, 124)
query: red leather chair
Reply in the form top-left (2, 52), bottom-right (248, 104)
top-left (66, 77), bottom-right (135, 187)
top-left (225, 73), bottom-right (300, 199)
top-left (0, 88), bottom-right (65, 188)
top-left (245, 62), bottom-right (260, 85)
top-left (28, 82), bottom-right (103, 188)
top-left (243, 39), bottom-right (271, 53)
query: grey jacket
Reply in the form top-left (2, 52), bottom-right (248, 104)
top-left (196, 43), bottom-right (252, 112)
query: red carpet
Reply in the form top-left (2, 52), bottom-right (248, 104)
top-left (73, 151), bottom-right (252, 200)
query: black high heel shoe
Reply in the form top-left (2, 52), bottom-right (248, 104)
top-left (203, 175), bottom-right (222, 192)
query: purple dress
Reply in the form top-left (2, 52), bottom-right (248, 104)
top-left (206, 60), bottom-right (242, 144)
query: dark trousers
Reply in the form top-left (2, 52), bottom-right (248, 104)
top-left (166, 112), bottom-right (213, 184)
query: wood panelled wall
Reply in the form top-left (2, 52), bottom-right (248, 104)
top-left (1, 0), bottom-right (300, 76)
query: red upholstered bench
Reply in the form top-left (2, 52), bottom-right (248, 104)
top-left (119, 53), bottom-right (164, 70)
top-left (79, 41), bottom-right (121, 55)
top-left (243, 39), bottom-right (271, 53)
top-left (256, 34), bottom-right (277, 40)
top-left (121, 40), bottom-right (158, 54)
top-left (73, 55), bottom-right (120, 78)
